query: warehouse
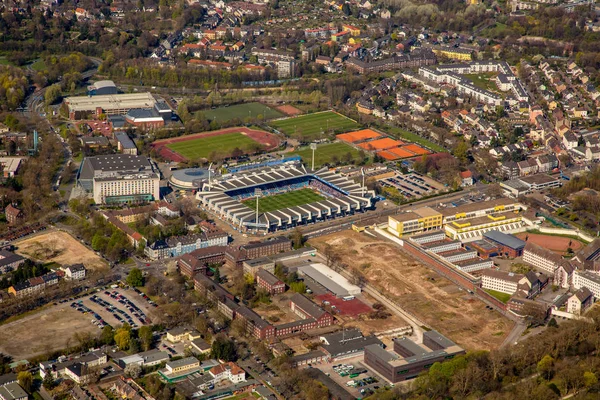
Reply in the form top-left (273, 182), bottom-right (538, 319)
top-left (65, 92), bottom-right (157, 119)
top-left (298, 263), bottom-right (361, 297)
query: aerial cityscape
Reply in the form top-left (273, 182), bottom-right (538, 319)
top-left (2, 0), bottom-right (600, 399)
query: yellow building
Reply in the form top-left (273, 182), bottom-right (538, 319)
top-left (445, 212), bottom-right (524, 241)
top-left (342, 24), bottom-right (361, 36)
top-left (440, 198), bottom-right (522, 224)
top-left (356, 102), bottom-right (374, 115)
top-left (387, 207), bottom-right (443, 237)
top-left (432, 47), bottom-right (473, 61)
top-left (349, 37), bottom-right (361, 45)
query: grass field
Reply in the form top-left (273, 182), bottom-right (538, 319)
top-left (291, 142), bottom-right (364, 168)
top-left (242, 189), bottom-right (324, 213)
top-left (31, 59), bottom-right (46, 71)
top-left (0, 57), bottom-right (10, 66)
top-left (270, 111), bottom-right (360, 140)
top-left (484, 289), bottom-right (511, 304)
top-left (463, 73), bottom-right (499, 92)
top-left (202, 102), bottom-right (283, 123)
top-left (384, 126), bottom-right (446, 153)
top-left (166, 132), bottom-right (260, 159)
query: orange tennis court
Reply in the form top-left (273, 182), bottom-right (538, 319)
top-left (336, 129), bottom-right (382, 143)
top-left (401, 143), bottom-right (430, 155)
top-left (358, 138), bottom-right (403, 151)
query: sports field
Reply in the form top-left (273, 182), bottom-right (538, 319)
top-left (291, 142), bottom-right (364, 168)
top-left (242, 189), bottom-right (325, 213)
top-left (166, 132), bottom-right (260, 160)
top-left (270, 111), bottom-right (360, 140)
top-left (203, 102), bottom-right (283, 123)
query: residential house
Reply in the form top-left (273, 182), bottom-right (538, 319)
top-left (566, 287), bottom-right (593, 315)
top-left (256, 269), bottom-right (286, 294)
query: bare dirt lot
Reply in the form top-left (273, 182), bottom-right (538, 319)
top-left (15, 229), bottom-right (108, 271)
top-left (0, 304), bottom-right (99, 360)
top-left (309, 230), bottom-right (514, 351)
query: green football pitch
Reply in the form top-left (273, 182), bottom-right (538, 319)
top-left (291, 142), bottom-right (364, 168)
top-left (166, 132), bottom-right (259, 160)
top-left (242, 188), bottom-right (325, 213)
top-left (202, 102), bottom-right (283, 123)
top-left (269, 111), bottom-right (360, 140)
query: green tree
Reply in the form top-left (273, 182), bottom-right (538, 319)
top-left (453, 141), bottom-right (469, 164)
top-left (289, 281), bottom-right (306, 293)
top-left (584, 371), bottom-right (598, 388)
top-left (211, 335), bottom-right (237, 361)
top-left (44, 84), bottom-right (62, 106)
top-left (213, 266), bottom-right (221, 283)
top-left (537, 355), bottom-right (555, 380)
top-left (101, 325), bottom-right (114, 345)
top-left (17, 371), bottom-right (32, 393)
top-left (138, 325), bottom-right (153, 351)
top-left (126, 268), bottom-right (144, 287)
top-left (290, 228), bottom-right (304, 249)
top-left (42, 373), bottom-right (56, 390)
top-left (114, 328), bottom-right (131, 350)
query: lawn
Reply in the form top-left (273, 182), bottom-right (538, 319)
top-left (0, 57), bottom-right (11, 66)
top-left (270, 111), bottom-right (360, 140)
top-left (166, 132), bottom-right (260, 160)
top-left (484, 289), bottom-right (511, 304)
top-left (384, 126), bottom-right (446, 153)
top-left (463, 73), bottom-right (499, 92)
top-left (31, 59), bottom-right (46, 71)
top-left (242, 188), bottom-right (325, 213)
top-left (202, 102), bottom-right (283, 123)
top-left (291, 142), bottom-right (364, 168)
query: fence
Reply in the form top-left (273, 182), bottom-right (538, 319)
top-left (526, 226), bottom-right (595, 243)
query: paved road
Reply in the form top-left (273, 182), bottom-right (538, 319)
top-left (500, 322), bottom-right (527, 348)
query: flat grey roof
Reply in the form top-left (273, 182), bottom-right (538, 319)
top-left (483, 230), bottom-right (526, 250)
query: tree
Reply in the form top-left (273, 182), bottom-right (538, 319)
top-left (289, 281), bottom-right (306, 293)
top-left (342, 2), bottom-right (351, 15)
top-left (290, 228), bottom-right (304, 249)
top-left (211, 335), bottom-right (237, 361)
top-left (44, 84), bottom-right (62, 106)
top-left (584, 371), bottom-right (597, 388)
top-left (17, 371), bottom-right (32, 393)
top-left (127, 268), bottom-right (144, 287)
top-left (114, 328), bottom-right (131, 350)
top-left (101, 325), bottom-right (114, 345)
top-left (139, 325), bottom-right (153, 351)
top-left (537, 355), bottom-right (555, 380)
top-left (124, 363), bottom-right (142, 379)
top-left (42, 373), bottom-right (56, 390)
top-left (453, 141), bottom-right (469, 164)
top-left (213, 266), bottom-right (221, 283)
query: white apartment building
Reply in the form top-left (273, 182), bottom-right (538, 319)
top-left (455, 258), bottom-right (494, 273)
top-left (573, 270), bottom-right (600, 299)
top-left (422, 240), bottom-right (462, 254)
top-left (481, 270), bottom-right (526, 295)
top-left (64, 264), bottom-right (86, 280)
top-left (438, 249), bottom-right (478, 263)
top-left (522, 242), bottom-right (562, 274)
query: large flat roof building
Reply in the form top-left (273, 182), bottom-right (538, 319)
top-left (78, 154), bottom-right (160, 204)
top-left (65, 92), bottom-right (157, 119)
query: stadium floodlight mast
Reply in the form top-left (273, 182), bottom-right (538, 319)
top-left (361, 168), bottom-right (365, 197)
top-left (310, 143), bottom-right (318, 170)
top-left (208, 162), bottom-right (213, 189)
top-left (255, 188), bottom-right (262, 231)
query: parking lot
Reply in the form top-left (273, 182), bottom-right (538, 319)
top-left (72, 287), bottom-right (157, 330)
top-left (378, 172), bottom-right (445, 199)
top-left (313, 356), bottom-right (389, 398)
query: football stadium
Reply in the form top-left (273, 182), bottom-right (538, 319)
top-left (196, 163), bottom-right (375, 232)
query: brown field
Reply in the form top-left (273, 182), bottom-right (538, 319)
top-left (0, 304), bottom-right (99, 359)
top-left (515, 232), bottom-right (583, 254)
top-left (15, 229), bottom-right (108, 271)
top-left (309, 230), bottom-right (514, 351)
top-left (276, 104), bottom-right (303, 116)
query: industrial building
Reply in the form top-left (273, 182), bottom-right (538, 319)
top-left (115, 132), bottom-right (138, 155)
top-left (297, 263), bottom-right (361, 297)
top-left (87, 80), bottom-right (118, 96)
top-left (364, 331), bottom-right (465, 383)
top-left (319, 329), bottom-right (383, 361)
top-left (65, 92), bottom-right (157, 120)
top-left (482, 231), bottom-right (526, 258)
top-left (77, 154), bottom-right (160, 204)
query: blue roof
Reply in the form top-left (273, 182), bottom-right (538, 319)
top-left (483, 230), bottom-right (526, 250)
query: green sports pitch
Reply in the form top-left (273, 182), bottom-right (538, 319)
top-left (291, 142), bottom-right (364, 168)
top-left (202, 102), bottom-right (283, 123)
top-left (165, 132), bottom-right (259, 160)
top-left (241, 189), bottom-right (325, 213)
top-left (270, 111), bottom-right (360, 140)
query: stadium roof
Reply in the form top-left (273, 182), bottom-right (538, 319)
top-left (483, 230), bottom-right (526, 250)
